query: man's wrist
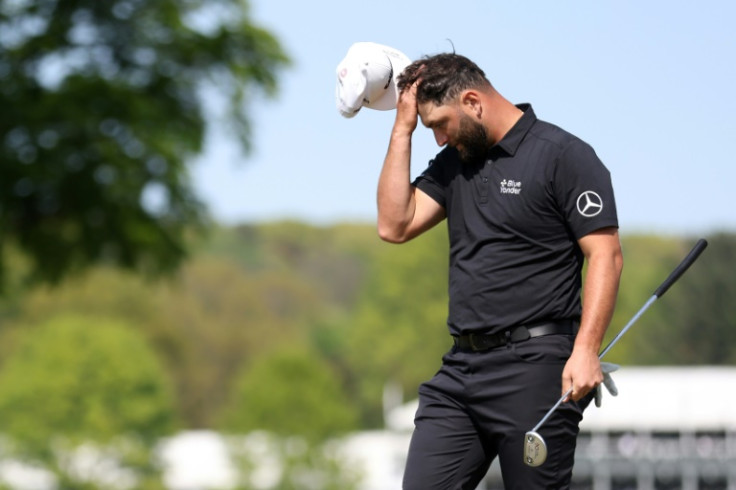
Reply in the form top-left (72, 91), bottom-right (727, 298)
top-left (572, 336), bottom-right (602, 356)
top-left (391, 125), bottom-right (415, 140)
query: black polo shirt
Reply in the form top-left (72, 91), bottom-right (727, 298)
top-left (413, 104), bottom-right (618, 336)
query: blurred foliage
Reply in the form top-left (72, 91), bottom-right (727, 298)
top-left (601, 235), bottom-right (687, 364)
top-left (0, 315), bottom-right (176, 488)
top-left (0, 224), bottom-right (731, 443)
top-left (219, 346), bottom-right (358, 442)
top-left (343, 225), bottom-right (450, 427)
top-left (600, 234), bottom-right (735, 366)
top-left (658, 233), bottom-right (736, 364)
top-left (1, 256), bottom-right (316, 428)
top-left (0, 0), bottom-right (289, 288)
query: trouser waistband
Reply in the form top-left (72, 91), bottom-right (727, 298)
top-left (452, 320), bottom-right (577, 352)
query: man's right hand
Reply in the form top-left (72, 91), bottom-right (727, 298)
top-left (394, 80), bottom-right (420, 135)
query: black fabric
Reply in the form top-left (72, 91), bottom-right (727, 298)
top-left (413, 104), bottom-right (618, 336)
top-left (403, 336), bottom-right (593, 490)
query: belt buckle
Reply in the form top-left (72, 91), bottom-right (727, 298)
top-left (510, 326), bottom-right (531, 343)
top-left (468, 333), bottom-right (484, 351)
top-left (469, 332), bottom-right (501, 351)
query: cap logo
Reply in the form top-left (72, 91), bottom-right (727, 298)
top-left (383, 64), bottom-right (393, 90)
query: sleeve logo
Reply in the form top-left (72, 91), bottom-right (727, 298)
top-left (576, 191), bottom-right (603, 217)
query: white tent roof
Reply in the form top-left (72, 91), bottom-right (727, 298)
top-left (580, 366), bottom-right (736, 432)
top-left (387, 367), bottom-right (736, 433)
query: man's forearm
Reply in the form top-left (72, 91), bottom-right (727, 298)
top-left (576, 248), bottom-right (623, 354)
top-left (563, 229), bottom-right (623, 401)
top-left (377, 129), bottom-right (415, 243)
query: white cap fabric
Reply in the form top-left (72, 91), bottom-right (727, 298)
top-left (336, 42), bottom-right (412, 118)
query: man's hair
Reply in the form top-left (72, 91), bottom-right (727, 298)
top-left (397, 53), bottom-right (491, 106)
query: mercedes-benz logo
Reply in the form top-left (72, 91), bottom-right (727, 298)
top-left (576, 191), bottom-right (603, 217)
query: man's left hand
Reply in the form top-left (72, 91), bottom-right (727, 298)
top-left (562, 349), bottom-right (603, 402)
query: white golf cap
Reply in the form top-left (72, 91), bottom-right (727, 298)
top-left (335, 42), bottom-right (412, 118)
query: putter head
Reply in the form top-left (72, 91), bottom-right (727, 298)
top-left (524, 431), bottom-right (547, 467)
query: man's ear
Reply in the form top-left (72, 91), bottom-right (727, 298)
top-left (460, 90), bottom-right (482, 119)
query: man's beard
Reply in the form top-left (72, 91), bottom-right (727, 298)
top-left (455, 114), bottom-right (493, 163)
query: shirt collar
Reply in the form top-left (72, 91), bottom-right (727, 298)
top-left (493, 103), bottom-right (536, 157)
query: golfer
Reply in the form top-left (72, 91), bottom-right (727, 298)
top-left (377, 53), bottom-right (624, 489)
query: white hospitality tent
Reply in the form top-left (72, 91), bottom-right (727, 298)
top-left (579, 366), bottom-right (736, 432)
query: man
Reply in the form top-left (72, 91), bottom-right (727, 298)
top-left (376, 53), bottom-right (624, 489)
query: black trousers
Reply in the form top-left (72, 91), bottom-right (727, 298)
top-left (402, 334), bottom-right (593, 490)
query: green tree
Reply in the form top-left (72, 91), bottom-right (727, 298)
top-left (153, 257), bottom-right (325, 427)
top-left (659, 233), bottom-right (736, 364)
top-left (0, 0), bottom-right (289, 287)
top-left (345, 225), bottom-right (451, 427)
top-left (0, 315), bottom-right (177, 488)
top-left (3, 255), bottom-right (323, 428)
top-left (601, 234), bottom-right (685, 364)
top-left (219, 346), bottom-right (362, 489)
top-left (602, 235), bottom-right (722, 365)
top-left (219, 346), bottom-right (359, 442)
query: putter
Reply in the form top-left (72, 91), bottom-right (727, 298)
top-left (523, 238), bottom-right (708, 467)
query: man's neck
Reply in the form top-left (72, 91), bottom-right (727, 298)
top-left (485, 95), bottom-right (525, 144)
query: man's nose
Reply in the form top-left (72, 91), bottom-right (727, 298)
top-left (433, 129), bottom-right (448, 147)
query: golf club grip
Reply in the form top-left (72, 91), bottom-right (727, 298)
top-left (652, 238), bottom-right (708, 298)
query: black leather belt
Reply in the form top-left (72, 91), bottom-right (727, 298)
top-left (453, 320), bottom-right (576, 352)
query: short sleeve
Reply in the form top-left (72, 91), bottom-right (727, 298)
top-left (553, 140), bottom-right (618, 239)
top-left (412, 155), bottom-right (449, 209)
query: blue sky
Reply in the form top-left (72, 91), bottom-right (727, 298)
top-left (192, 0), bottom-right (736, 236)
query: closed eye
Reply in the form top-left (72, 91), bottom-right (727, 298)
top-left (425, 119), bottom-right (447, 131)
